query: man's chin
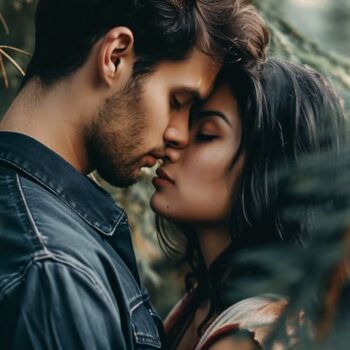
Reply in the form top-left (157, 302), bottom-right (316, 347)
top-left (96, 169), bottom-right (140, 188)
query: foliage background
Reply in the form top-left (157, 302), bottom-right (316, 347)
top-left (1, 0), bottom-right (349, 318)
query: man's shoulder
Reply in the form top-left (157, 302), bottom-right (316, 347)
top-left (0, 251), bottom-right (105, 297)
top-left (0, 169), bottom-right (116, 293)
top-left (0, 168), bottom-right (92, 241)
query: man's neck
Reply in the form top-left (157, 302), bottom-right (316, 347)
top-left (0, 78), bottom-right (92, 174)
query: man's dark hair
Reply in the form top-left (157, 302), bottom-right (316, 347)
top-left (22, 0), bottom-right (269, 87)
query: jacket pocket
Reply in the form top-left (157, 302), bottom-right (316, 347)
top-left (130, 289), bottom-right (162, 349)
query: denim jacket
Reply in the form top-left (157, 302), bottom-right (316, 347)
top-left (0, 132), bottom-right (163, 349)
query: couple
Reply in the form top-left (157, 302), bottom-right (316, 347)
top-left (0, 1), bottom-right (345, 350)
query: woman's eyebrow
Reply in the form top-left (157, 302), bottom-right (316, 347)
top-left (196, 110), bottom-right (232, 127)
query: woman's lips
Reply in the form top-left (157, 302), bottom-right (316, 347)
top-left (152, 168), bottom-right (175, 187)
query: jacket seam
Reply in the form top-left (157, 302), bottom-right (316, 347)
top-left (15, 174), bottom-right (51, 255)
top-left (0, 252), bottom-right (115, 306)
top-left (129, 295), bottom-right (145, 313)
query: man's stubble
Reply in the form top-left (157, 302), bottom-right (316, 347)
top-left (85, 77), bottom-right (147, 187)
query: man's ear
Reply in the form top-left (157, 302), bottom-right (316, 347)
top-left (98, 27), bottom-right (135, 88)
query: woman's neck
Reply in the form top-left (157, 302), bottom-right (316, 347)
top-left (194, 223), bottom-right (232, 269)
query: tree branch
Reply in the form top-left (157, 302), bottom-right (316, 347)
top-left (0, 53), bottom-right (9, 88)
top-left (0, 48), bottom-right (26, 76)
top-left (0, 12), bottom-right (10, 35)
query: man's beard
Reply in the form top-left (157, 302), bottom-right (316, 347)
top-left (85, 77), bottom-right (146, 187)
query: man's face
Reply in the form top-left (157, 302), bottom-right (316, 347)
top-left (87, 49), bottom-right (220, 187)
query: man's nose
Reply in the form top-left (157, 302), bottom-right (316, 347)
top-left (163, 113), bottom-right (189, 149)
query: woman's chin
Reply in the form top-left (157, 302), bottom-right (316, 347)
top-left (149, 194), bottom-right (164, 215)
top-left (150, 195), bottom-right (176, 219)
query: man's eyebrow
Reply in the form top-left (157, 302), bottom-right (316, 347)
top-left (173, 87), bottom-right (203, 102)
top-left (196, 110), bottom-right (232, 127)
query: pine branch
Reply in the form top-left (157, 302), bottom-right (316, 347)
top-left (254, 1), bottom-right (350, 91)
top-left (0, 53), bottom-right (9, 89)
top-left (0, 12), bottom-right (10, 35)
top-left (0, 48), bottom-right (26, 77)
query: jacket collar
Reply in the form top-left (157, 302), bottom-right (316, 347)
top-left (0, 131), bottom-right (124, 236)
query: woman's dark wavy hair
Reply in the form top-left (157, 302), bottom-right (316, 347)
top-left (156, 57), bottom-right (347, 320)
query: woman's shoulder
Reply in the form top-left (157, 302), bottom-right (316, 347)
top-left (195, 294), bottom-right (288, 350)
top-left (164, 291), bottom-right (196, 331)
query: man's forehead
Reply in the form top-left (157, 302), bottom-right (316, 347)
top-left (180, 49), bottom-right (221, 95)
top-left (156, 48), bottom-right (221, 98)
top-left (176, 69), bottom-right (221, 101)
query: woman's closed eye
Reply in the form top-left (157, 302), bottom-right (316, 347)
top-left (194, 119), bottom-right (221, 142)
top-left (195, 133), bottom-right (218, 142)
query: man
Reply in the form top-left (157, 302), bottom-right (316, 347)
top-left (0, 0), bottom-right (268, 348)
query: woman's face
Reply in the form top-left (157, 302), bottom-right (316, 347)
top-left (150, 83), bottom-right (243, 223)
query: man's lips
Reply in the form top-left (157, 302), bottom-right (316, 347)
top-left (152, 168), bottom-right (175, 186)
top-left (141, 150), bottom-right (165, 168)
top-left (142, 156), bottom-right (158, 168)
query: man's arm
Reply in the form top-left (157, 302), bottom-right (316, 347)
top-left (2, 259), bottom-right (127, 350)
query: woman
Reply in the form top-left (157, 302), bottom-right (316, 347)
top-left (150, 58), bottom-right (346, 349)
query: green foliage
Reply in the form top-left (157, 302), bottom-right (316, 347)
top-left (0, 0), bottom-right (36, 115)
top-left (231, 147), bottom-right (350, 349)
top-left (254, 0), bottom-right (350, 114)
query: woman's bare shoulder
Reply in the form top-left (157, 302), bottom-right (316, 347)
top-left (195, 294), bottom-right (288, 350)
